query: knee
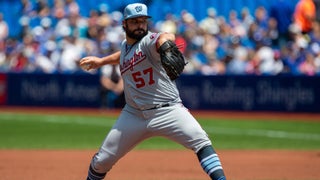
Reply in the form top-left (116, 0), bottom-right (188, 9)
top-left (91, 151), bottom-right (117, 173)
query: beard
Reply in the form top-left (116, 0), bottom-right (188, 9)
top-left (124, 27), bottom-right (148, 41)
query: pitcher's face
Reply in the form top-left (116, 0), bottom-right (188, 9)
top-left (123, 17), bottom-right (149, 41)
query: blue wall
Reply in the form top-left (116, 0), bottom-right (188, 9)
top-left (5, 73), bottom-right (101, 107)
top-left (176, 75), bottom-right (320, 113)
top-left (1, 73), bottom-right (320, 112)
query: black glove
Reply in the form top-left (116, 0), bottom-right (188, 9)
top-left (159, 40), bottom-right (187, 80)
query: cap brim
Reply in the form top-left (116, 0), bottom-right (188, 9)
top-left (125, 15), bottom-right (151, 20)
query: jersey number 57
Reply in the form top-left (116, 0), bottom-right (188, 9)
top-left (132, 67), bottom-right (155, 88)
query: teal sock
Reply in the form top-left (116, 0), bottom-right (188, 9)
top-left (197, 146), bottom-right (226, 180)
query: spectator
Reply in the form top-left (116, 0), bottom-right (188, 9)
top-left (105, 11), bottom-right (125, 46)
top-left (225, 37), bottom-right (250, 75)
top-left (239, 7), bottom-right (254, 32)
top-left (216, 17), bottom-right (233, 60)
top-left (21, 0), bottom-right (34, 16)
top-left (182, 11), bottom-right (202, 39)
top-left (183, 48), bottom-right (203, 74)
top-left (269, 0), bottom-right (294, 49)
top-left (52, 0), bottom-right (66, 26)
top-left (308, 20), bottom-right (320, 73)
top-left (156, 13), bottom-right (178, 34)
top-left (309, 21), bottom-right (320, 54)
top-left (9, 34), bottom-right (37, 72)
top-left (202, 32), bottom-right (219, 59)
top-left (248, 7), bottom-right (270, 47)
top-left (64, 0), bottom-right (80, 17)
top-left (299, 51), bottom-right (317, 75)
top-left (254, 6), bottom-right (269, 30)
top-left (95, 27), bottom-right (112, 57)
top-left (281, 24), bottom-right (307, 74)
top-left (201, 54), bottom-right (226, 75)
top-left (35, 39), bottom-right (60, 73)
top-left (0, 13), bottom-right (9, 68)
top-left (199, 7), bottom-right (220, 35)
top-left (0, 13), bottom-right (8, 43)
top-left (258, 48), bottom-right (281, 75)
top-left (228, 10), bottom-right (246, 38)
top-left (59, 36), bottom-right (83, 73)
top-left (86, 10), bottom-right (100, 39)
top-left (251, 41), bottom-right (284, 75)
top-left (265, 18), bottom-right (279, 49)
top-left (294, 0), bottom-right (316, 34)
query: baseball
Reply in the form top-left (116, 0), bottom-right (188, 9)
top-left (80, 63), bottom-right (91, 71)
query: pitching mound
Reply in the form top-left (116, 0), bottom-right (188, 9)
top-left (0, 149), bottom-right (319, 180)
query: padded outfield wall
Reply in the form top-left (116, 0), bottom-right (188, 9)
top-left (176, 75), bottom-right (320, 113)
top-left (0, 73), bottom-right (319, 112)
top-left (1, 73), bottom-right (101, 107)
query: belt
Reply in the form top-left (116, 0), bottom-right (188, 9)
top-left (146, 103), bottom-right (170, 110)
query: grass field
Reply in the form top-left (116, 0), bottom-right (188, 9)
top-left (1, 108), bottom-right (320, 180)
top-left (1, 110), bottom-right (319, 150)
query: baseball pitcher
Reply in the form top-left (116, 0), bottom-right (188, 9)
top-left (80, 3), bottom-right (226, 180)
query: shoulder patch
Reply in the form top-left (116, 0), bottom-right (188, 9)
top-left (150, 33), bottom-right (157, 39)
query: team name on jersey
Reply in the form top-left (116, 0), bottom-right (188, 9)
top-left (120, 51), bottom-right (146, 74)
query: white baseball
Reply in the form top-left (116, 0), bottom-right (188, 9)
top-left (81, 63), bottom-right (91, 71)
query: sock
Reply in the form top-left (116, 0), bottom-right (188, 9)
top-left (197, 146), bottom-right (226, 180)
top-left (86, 164), bottom-right (106, 180)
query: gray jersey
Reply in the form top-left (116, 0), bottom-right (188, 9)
top-left (119, 31), bottom-right (181, 110)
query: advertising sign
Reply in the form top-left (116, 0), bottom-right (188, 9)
top-left (7, 73), bottom-right (101, 107)
top-left (177, 75), bottom-right (320, 112)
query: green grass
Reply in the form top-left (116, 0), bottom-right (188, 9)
top-left (0, 111), bottom-right (319, 150)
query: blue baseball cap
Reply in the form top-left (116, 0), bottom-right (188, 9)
top-left (123, 3), bottom-right (151, 20)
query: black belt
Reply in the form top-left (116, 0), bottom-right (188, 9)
top-left (146, 103), bottom-right (170, 110)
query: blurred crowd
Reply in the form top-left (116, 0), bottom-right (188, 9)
top-left (0, 0), bottom-right (320, 76)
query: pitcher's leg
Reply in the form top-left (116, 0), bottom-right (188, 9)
top-left (87, 128), bottom-right (129, 180)
top-left (87, 107), bottom-right (149, 180)
top-left (149, 104), bottom-right (226, 180)
top-left (197, 146), bottom-right (226, 180)
top-left (149, 104), bottom-right (212, 152)
top-left (87, 162), bottom-right (107, 180)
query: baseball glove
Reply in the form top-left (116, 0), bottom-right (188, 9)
top-left (159, 40), bottom-right (187, 80)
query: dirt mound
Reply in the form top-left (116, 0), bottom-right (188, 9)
top-left (0, 149), bottom-right (319, 180)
